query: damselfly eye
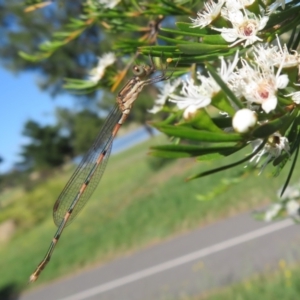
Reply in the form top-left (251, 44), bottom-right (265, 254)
top-left (132, 65), bottom-right (145, 76)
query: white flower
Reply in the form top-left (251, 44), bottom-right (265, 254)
top-left (236, 59), bottom-right (288, 113)
top-left (169, 53), bottom-right (239, 116)
top-left (264, 203), bottom-right (282, 221)
top-left (232, 108), bottom-right (257, 133)
top-left (273, 38), bottom-right (300, 69)
top-left (225, 0), bottom-right (255, 10)
top-left (285, 90), bottom-right (300, 104)
top-left (99, 0), bottom-right (120, 9)
top-left (169, 77), bottom-right (213, 112)
top-left (88, 52), bottom-right (116, 83)
top-left (218, 51), bottom-right (240, 82)
top-left (219, 51), bottom-right (241, 101)
top-left (252, 44), bottom-right (279, 70)
top-left (267, 0), bottom-right (286, 14)
top-left (278, 185), bottom-right (300, 200)
top-left (266, 133), bottom-right (290, 157)
top-left (250, 132), bottom-right (290, 174)
top-left (148, 78), bottom-right (181, 114)
top-left (190, 0), bottom-right (225, 28)
top-left (183, 105), bottom-right (199, 120)
top-left (213, 9), bottom-right (269, 47)
top-left (286, 200), bottom-right (300, 217)
top-left (254, 38), bottom-right (300, 70)
top-left (285, 82), bottom-right (300, 105)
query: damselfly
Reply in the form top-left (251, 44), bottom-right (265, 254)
top-left (29, 57), bottom-right (172, 282)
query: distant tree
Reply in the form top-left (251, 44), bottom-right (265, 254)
top-left (56, 108), bottom-right (104, 155)
top-left (0, 0), bottom-right (111, 96)
top-left (20, 120), bottom-right (73, 170)
top-left (1, 1), bottom-right (178, 119)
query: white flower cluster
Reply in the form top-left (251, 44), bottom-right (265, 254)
top-left (148, 78), bottom-right (181, 114)
top-left (148, 0), bottom-right (299, 176)
top-left (249, 132), bottom-right (290, 174)
top-left (232, 56), bottom-right (289, 114)
top-left (264, 183), bottom-right (300, 222)
top-left (88, 52), bottom-right (116, 83)
top-left (190, 0), bottom-right (286, 48)
top-left (150, 39), bottom-right (298, 116)
top-left (149, 51), bottom-right (240, 116)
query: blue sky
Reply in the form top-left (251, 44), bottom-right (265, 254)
top-left (0, 68), bottom-right (75, 173)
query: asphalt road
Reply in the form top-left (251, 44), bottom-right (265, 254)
top-left (19, 212), bottom-right (300, 300)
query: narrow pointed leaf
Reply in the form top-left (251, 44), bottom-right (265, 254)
top-left (160, 27), bottom-right (205, 37)
top-left (211, 91), bottom-right (236, 116)
top-left (150, 111), bottom-right (183, 127)
top-left (280, 135), bottom-right (300, 196)
top-left (151, 143), bottom-right (241, 157)
top-left (156, 125), bottom-right (244, 142)
top-left (212, 116), bottom-right (233, 129)
top-left (206, 63), bottom-right (243, 110)
top-left (273, 117), bottom-right (299, 167)
top-left (157, 35), bottom-right (190, 44)
top-left (181, 109), bottom-right (224, 132)
top-left (176, 22), bottom-right (209, 34)
top-left (196, 143), bottom-right (246, 159)
top-left (196, 153), bottom-right (225, 160)
top-left (252, 112), bottom-right (293, 138)
top-left (187, 139), bottom-right (267, 180)
top-left (202, 35), bottom-right (229, 45)
top-left (178, 43), bottom-right (228, 54)
top-left (286, 114), bottom-right (300, 147)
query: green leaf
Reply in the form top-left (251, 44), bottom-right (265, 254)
top-left (68, 17), bottom-right (86, 27)
top-left (277, 95), bottom-right (294, 106)
top-left (201, 143), bottom-right (245, 157)
top-left (18, 51), bottom-right (39, 62)
top-left (63, 78), bottom-right (98, 90)
top-left (202, 35), bottom-right (228, 45)
top-left (180, 109), bottom-right (224, 132)
top-left (279, 108), bottom-right (298, 134)
top-left (140, 46), bottom-right (239, 64)
top-left (176, 22), bottom-right (209, 34)
top-left (273, 114), bottom-right (300, 167)
top-left (156, 125), bottom-right (244, 142)
top-left (150, 111), bottom-right (183, 127)
top-left (252, 112), bottom-right (294, 138)
top-left (212, 116), bottom-right (233, 129)
top-left (18, 51), bottom-right (51, 62)
top-left (187, 138), bottom-right (267, 180)
top-left (280, 134), bottom-right (300, 196)
top-left (211, 91), bottom-right (236, 116)
top-left (286, 114), bottom-right (300, 148)
top-left (196, 153), bottom-right (225, 160)
top-left (160, 27), bottom-right (205, 38)
top-left (178, 43), bottom-right (228, 54)
top-left (206, 63), bottom-right (243, 110)
top-left (53, 31), bottom-right (72, 38)
top-left (151, 143), bottom-right (241, 158)
top-left (138, 47), bottom-right (180, 58)
top-left (157, 35), bottom-right (191, 45)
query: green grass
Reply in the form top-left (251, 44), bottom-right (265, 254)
top-left (0, 135), bottom-right (299, 294)
top-left (198, 261), bottom-right (300, 300)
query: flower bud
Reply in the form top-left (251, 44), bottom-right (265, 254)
top-left (232, 109), bottom-right (257, 133)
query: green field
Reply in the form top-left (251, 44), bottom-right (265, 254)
top-left (0, 135), bottom-right (298, 295)
top-left (198, 260), bottom-right (300, 300)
